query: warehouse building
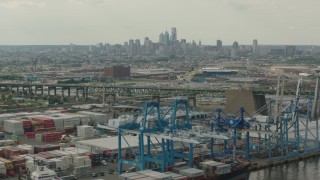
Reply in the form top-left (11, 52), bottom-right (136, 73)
top-left (104, 65), bottom-right (130, 78)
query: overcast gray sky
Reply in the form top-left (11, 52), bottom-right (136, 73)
top-left (0, 0), bottom-right (319, 45)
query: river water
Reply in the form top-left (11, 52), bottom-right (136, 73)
top-left (249, 157), bottom-right (320, 180)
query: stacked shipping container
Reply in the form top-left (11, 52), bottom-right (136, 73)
top-left (42, 132), bottom-right (62, 142)
top-left (77, 125), bottom-right (94, 138)
top-left (3, 120), bottom-right (24, 135)
top-left (21, 119), bottom-right (32, 133)
top-left (32, 117), bottom-right (55, 128)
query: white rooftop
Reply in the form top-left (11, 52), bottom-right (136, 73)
top-left (77, 135), bottom-right (156, 151)
top-left (77, 111), bottom-right (106, 116)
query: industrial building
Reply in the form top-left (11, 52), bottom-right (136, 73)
top-left (104, 65), bottom-right (130, 78)
top-left (271, 65), bottom-right (310, 74)
top-left (130, 68), bottom-right (182, 80)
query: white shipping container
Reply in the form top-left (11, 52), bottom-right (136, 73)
top-left (4, 120), bottom-right (23, 134)
top-left (179, 168), bottom-right (205, 178)
top-left (65, 114), bottom-right (91, 126)
top-left (84, 158), bottom-right (91, 166)
top-left (35, 133), bottom-right (43, 142)
top-left (215, 164), bottom-right (231, 175)
top-left (77, 111), bottom-right (107, 122)
top-left (77, 125), bottom-right (94, 138)
top-left (62, 113), bottom-right (82, 126)
top-left (26, 160), bottom-right (36, 172)
top-left (200, 161), bottom-right (223, 169)
top-left (0, 162), bottom-right (6, 175)
top-left (52, 159), bottom-right (68, 171)
top-left (74, 156), bottom-right (91, 167)
top-left (60, 156), bottom-right (70, 168)
top-left (54, 152), bottom-right (71, 167)
top-left (13, 129), bottom-right (24, 135)
top-left (148, 173), bottom-right (172, 180)
top-left (0, 114), bottom-right (17, 126)
top-left (51, 119), bottom-right (64, 131)
top-left (0, 140), bottom-right (15, 146)
top-left (0, 164), bottom-right (5, 168)
top-left (137, 170), bottom-right (159, 176)
top-left (18, 144), bottom-right (34, 154)
top-left (19, 154), bottom-right (34, 161)
top-left (119, 172), bottom-right (140, 180)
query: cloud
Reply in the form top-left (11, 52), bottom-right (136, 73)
top-left (67, 0), bottom-right (107, 4)
top-left (226, 0), bottom-right (277, 11)
top-left (228, 1), bottom-right (250, 11)
top-left (0, 0), bottom-right (46, 9)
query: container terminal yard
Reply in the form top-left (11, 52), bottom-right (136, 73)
top-left (0, 77), bottom-right (319, 180)
top-left (1, 3), bottom-right (320, 178)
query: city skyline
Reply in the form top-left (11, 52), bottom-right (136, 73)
top-left (0, 0), bottom-right (319, 45)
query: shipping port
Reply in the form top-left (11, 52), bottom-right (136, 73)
top-left (0, 2), bottom-right (319, 177)
top-left (0, 76), bottom-right (319, 180)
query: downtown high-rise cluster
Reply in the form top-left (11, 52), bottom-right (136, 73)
top-left (89, 28), bottom-right (299, 58)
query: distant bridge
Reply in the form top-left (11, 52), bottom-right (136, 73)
top-left (0, 82), bottom-right (312, 99)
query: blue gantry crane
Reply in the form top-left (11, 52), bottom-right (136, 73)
top-left (116, 78), bottom-right (320, 173)
top-left (269, 78), bottom-right (320, 162)
top-left (118, 99), bottom-right (197, 174)
top-left (118, 101), bottom-right (164, 173)
top-left (211, 108), bottom-right (251, 161)
top-left (210, 104), bottom-right (283, 163)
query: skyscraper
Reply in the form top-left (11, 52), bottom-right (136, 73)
top-left (164, 31), bottom-right (170, 46)
top-left (217, 40), bottom-right (222, 50)
top-left (135, 39), bottom-right (141, 48)
top-left (253, 39), bottom-right (258, 54)
top-left (171, 27), bottom-right (177, 43)
top-left (144, 37), bottom-right (149, 46)
top-left (232, 41), bottom-right (239, 58)
top-left (159, 33), bottom-right (165, 45)
top-left (135, 39), bottom-right (141, 53)
top-left (144, 38), bottom-right (153, 54)
top-left (128, 39), bottom-right (135, 55)
top-left (232, 41), bottom-right (239, 50)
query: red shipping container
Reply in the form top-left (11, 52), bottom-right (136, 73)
top-left (167, 166), bottom-right (174, 171)
top-left (33, 145), bottom-right (60, 154)
top-left (34, 127), bottom-right (56, 134)
top-left (103, 151), bottom-right (110, 157)
top-left (41, 152), bottom-right (51, 158)
top-left (10, 156), bottom-right (26, 165)
top-left (43, 132), bottom-right (61, 142)
top-left (22, 120), bottom-right (32, 127)
top-left (36, 153), bottom-right (50, 159)
top-left (7, 170), bottom-right (15, 176)
top-left (19, 149), bottom-right (28, 155)
top-left (2, 147), bottom-right (21, 159)
top-left (25, 132), bottom-right (35, 138)
top-left (32, 118), bottom-right (55, 128)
